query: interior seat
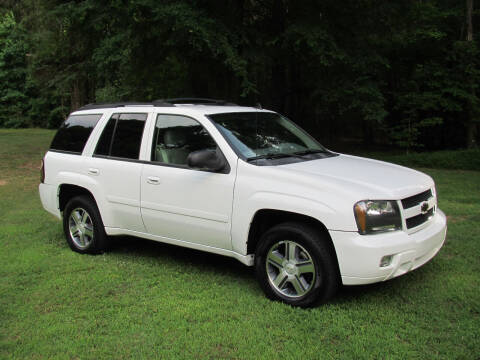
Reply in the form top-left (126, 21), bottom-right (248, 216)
top-left (156, 127), bottom-right (190, 165)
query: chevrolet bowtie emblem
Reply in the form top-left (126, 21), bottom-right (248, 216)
top-left (420, 201), bottom-right (429, 214)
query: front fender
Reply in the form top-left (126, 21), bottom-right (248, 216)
top-left (231, 191), bottom-right (342, 255)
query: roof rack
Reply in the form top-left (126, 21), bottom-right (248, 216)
top-left (77, 100), bottom-right (174, 111)
top-left (160, 98), bottom-right (237, 106)
top-left (77, 98), bottom-right (237, 111)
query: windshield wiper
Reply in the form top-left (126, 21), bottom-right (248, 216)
top-left (247, 149), bottom-right (332, 162)
top-left (246, 152), bottom-right (307, 162)
top-left (293, 149), bottom-right (328, 156)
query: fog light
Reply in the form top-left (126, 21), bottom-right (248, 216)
top-left (380, 255), bottom-right (393, 267)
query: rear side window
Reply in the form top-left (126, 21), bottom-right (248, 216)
top-left (94, 114), bottom-right (117, 156)
top-left (50, 114), bottom-right (103, 153)
top-left (94, 113), bottom-right (147, 160)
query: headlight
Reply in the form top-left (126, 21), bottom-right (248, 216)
top-left (354, 200), bottom-right (402, 235)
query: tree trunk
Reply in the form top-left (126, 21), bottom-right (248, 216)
top-left (467, 0), bottom-right (473, 41)
top-left (270, 0), bottom-right (287, 113)
top-left (465, 0), bottom-right (477, 148)
top-left (70, 78), bottom-right (86, 111)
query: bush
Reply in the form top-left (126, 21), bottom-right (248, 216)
top-left (362, 149), bottom-right (480, 171)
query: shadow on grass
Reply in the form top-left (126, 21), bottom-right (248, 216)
top-left (109, 235), bottom-right (254, 279)
top-left (335, 282), bottom-right (393, 303)
top-left (107, 235), bottom-right (411, 306)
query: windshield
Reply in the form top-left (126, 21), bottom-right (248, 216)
top-left (208, 112), bottom-right (328, 160)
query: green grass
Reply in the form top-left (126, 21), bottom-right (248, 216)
top-left (0, 129), bottom-right (479, 359)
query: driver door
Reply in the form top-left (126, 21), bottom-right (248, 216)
top-left (140, 114), bottom-right (236, 250)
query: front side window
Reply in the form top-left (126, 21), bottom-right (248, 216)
top-left (208, 112), bottom-right (331, 163)
top-left (94, 113), bottom-right (147, 160)
top-left (151, 114), bottom-right (217, 166)
top-left (50, 114), bottom-right (103, 153)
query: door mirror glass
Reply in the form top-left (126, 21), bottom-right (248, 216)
top-left (187, 149), bottom-right (227, 172)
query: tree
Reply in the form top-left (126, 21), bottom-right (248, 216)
top-left (0, 0), bottom-right (478, 150)
top-left (0, 11), bottom-right (30, 127)
top-left (465, 0), bottom-right (478, 148)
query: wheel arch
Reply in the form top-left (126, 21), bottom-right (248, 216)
top-left (58, 183), bottom-right (98, 213)
top-left (60, 184), bottom-right (110, 254)
top-left (246, 209), bottom-right (340, 272)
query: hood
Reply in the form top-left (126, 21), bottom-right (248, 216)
top-left (280, 154), bottom-right (434, 200)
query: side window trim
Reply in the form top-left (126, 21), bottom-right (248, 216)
top-left (107, 114), bottom-right (119, 156)
top-left (48, 149), bottom-right (85, 156)
top-left (92, 113), bottom-right (117, 157)
top-left (81, 112), bottom-right (108, 156)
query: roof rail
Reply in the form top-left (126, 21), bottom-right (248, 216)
top-left (77, 101), bottom-right (174, 111)
top-left (76, 98), bottom-right (236, 111)
top-left (160, 98), bottom-right (237, 106)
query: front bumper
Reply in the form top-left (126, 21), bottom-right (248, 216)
top-left (330, 209), bottom-right (447, 285)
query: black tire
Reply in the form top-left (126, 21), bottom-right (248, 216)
top-left (63, 195), bottom-right (109, 254)
top-left (254, 222), bottom-right (339, 307)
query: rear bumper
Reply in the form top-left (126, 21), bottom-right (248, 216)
top-left (39, 183), bottom-right (61, 219)
top-left (330, 209), bottom-right (447, 285)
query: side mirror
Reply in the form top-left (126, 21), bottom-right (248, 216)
top-left (187, 149), bottom-right (227, 172)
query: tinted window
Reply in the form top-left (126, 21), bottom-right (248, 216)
top-left (110, 113), bottom-right (147, 159)
top-left (152, 115), bottom-right (217, 166)
top-left (94, 114), bottom-right (118, 156)
top-left (50, 114), bottom-right (102, 153)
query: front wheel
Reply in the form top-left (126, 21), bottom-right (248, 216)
top-left (255, 222), bottom-right (339, 307)
top-left (63, 195), bottom-right (109, 254)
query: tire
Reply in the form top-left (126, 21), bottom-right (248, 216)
top-left (63, 195), bottom-right (109, 254)
top-left (254, 222), bottom-right (339, 307)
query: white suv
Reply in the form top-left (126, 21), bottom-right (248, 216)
top-left (39, 98), bottom-right (447, 307)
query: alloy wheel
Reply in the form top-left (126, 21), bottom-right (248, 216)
top-left (265, 240), bottom-right (316, 298)
top-left (68, 207), bottom-right (94, 249)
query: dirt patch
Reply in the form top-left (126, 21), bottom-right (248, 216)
top-left (446, 215), bottom-right (468, 224)
top-left (0, 180), bottom-right (6, 186)
top-left (19, 161), bottom-right (41, 171)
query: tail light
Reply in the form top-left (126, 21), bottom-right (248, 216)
top-left (40, 157), bottom-right (45, 183)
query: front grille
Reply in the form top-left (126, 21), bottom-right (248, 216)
top-left (401, 189), bottom-right (432, 209)
top-left (406, 208), bottom-right (434, 229)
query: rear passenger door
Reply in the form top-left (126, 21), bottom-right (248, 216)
top-left (84, 112), bottom-right (148, 232)
top-left (140, 114), bottom-right (236, 250)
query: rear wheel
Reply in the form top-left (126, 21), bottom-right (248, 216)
top-left (63, 195), bottom-right (109, 254)
top-left (255, 222), bottom-right (339, 307)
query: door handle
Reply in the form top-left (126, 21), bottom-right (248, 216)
top-left (88, 168), bottom-right (99, 175)
top-left (147, 176), bottom-right (161, 185)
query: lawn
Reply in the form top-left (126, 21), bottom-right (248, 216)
top-left (0, 129), bottom-right (479, 359)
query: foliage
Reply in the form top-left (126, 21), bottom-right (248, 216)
top-left (362, 148), bottom-right (480, 171)
top-left (0, 0), bottom-right (479, 150)
top-left (0, 12), bottom-right (29, 127)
